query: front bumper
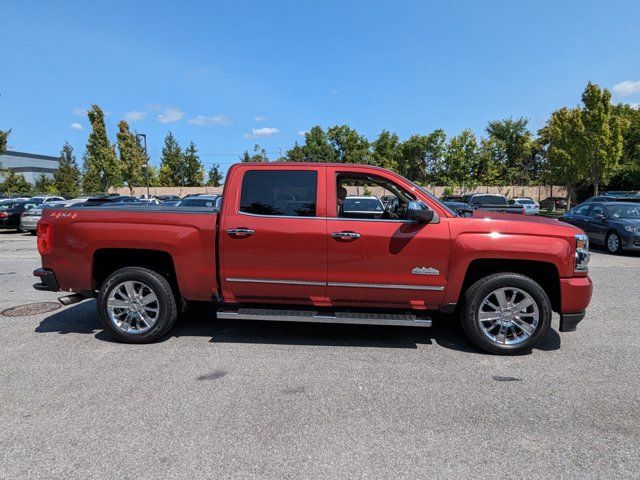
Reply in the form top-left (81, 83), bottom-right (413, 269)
top-left (621, 233), bottom-right (640, 251)
top-left (559, 311), bottom-right (585, 332)
top-left (33, 268), bottom-right (60, 292)
top-left (559, 276), bottom-right (592, 332)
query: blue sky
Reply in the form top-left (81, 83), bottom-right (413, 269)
top-left (2, 0), bottom-right (640, 173)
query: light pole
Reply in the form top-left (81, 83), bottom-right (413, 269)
top-left (136, 133), bottom-right (150, 198)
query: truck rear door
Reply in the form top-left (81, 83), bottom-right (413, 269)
top-left (219, 165), bottom-right (328, 305)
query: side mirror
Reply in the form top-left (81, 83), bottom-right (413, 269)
top-left (406, 201), bottom-right (434, 224)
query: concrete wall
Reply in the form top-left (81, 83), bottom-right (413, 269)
top-left (111, 184), bottom-right (567, 201)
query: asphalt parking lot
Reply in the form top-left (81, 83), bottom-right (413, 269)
top-left (1, 230), bottom-right (639, 479)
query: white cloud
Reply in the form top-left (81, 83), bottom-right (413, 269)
top-left (73, 107), bottom-right (87, 116)
top-left (613, 80), bottom-right (640, 97)
top-left (124, 111), bottom-right (148, 122)
top-left (298, 130), bottom-right (308, 136)
top-left (157, 108), bottom-right (185, 123)
top-left (187, 114), bottom-right (232, 126)
top-left (70, 123), bottom-right (83, 130)
top-left (630, 103), bottom-right (640, 109)
top-left (253, 115), bottom-right (267, 122)
top-left (244, 127), bottom-right (279, 139)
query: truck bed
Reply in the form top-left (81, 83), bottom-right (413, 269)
top-left (39, 205), bottom-right (219, 301)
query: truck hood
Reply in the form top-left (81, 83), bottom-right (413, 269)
top-left (451, 210), bottom-right (583, 238)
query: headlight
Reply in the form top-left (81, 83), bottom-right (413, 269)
top-left (575, 234), bottom-right (589, 272)
top-left (624, 225), bottom-right (640, 233)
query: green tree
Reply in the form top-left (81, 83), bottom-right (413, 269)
top-left (580, 82), bottom-right (625, 195)
top-left (183, 141), bottom-right (205, 186)
top-left (158, 132), bottom-right (184, 186)
top-left (34, 173), bottom-right (56, 194)
top-left (0, 170), bottom-right (32, 196)
top-left (0, 129), bottom-right (10, 155)
top-left (54, 142), bottom-right (81, 198)
top-left (327, 125), bottom-right (371, 164)
top-left (477, 138), bottom-right (506, 185)
top-left (538, 107), bottom-right (585, 208)
top-left (240, 144), bottom-right (269, 162)
top-left (82, 105), bottom-right (121, 193)
top-left (285, 142), bottom-right (305, 162)
top-left (398, 130), bottom-right (446, 183)
top-left (206, 163), bottom-right (224, 186)
top-left (443, 129), bottom-right (479, 190)
top-left (485, 117), bottom-right (534, 184)
top-left (116, 121), bottom-right (147, 194)
top-left (608, 103), bottom-right (640, 189)
top-left (299, 126), bottom-right (337, 162)
top-left (372, 130), bottom-right (400, 172)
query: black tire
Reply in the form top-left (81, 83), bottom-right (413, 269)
top-left (606, 231), bottom-right (622, 254)
top-left (29, 230), bottom-right (37, 236)
top-left (97, 267), bottom-right (178, 343)
top-left (459, 273), bottom-right (552, 355)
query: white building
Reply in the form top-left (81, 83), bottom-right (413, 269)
top-left (0, 150), bottom-right (59, 184)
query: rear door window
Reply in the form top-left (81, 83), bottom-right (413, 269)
top-left (240, 170), bottom-right (317, 217)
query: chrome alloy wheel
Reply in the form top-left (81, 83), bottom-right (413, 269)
top-left (607, 234), bottom-right (620, 253)
top-left (477, 287), bottom-right (539, 346)
top-left (106, 281), bottom-right (159, 334)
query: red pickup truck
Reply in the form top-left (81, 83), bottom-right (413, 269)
top-left (33, 163), bottom-right (592, 354)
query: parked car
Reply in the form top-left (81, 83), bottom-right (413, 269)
top-left (0, 199), bottom-right (29, 231)
top-left (156, 195), bottom-right (181, 202)
top-left (541, 196), bottom-right (568, 210)
top-left (511, 197), bottom-right (540, 216)
top-left (20, 199), bottom-right (84, 234)
top-left (81, 195), bottom-right (140, 207)
top-left (441, 194), bottom-right (465, 202)
top-left (461, 194), bottom-right (525, 214)
top-left (35, 162), bottom-right (592, 355)
top-left (443, 201), bottom-right (473, 216)
top-left (341, 195), bottom-right (385, 219)
top-left (175, 194), bottom-right (220, 208)
top-left (25, 196), bottom-right (65, 208)
top-left (583, 195), bottom-right (640, 204)
top-left (560, 202), bottom-right (640, 254)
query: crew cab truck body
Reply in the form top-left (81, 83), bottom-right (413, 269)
top-left (34, 163), bottom-right (592, 354)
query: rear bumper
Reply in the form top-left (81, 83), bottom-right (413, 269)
top-left (33, 268), bottom-right (60, 292)
top-left (20, 218), bottom-right (39, 231)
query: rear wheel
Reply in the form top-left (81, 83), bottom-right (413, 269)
top-left (606, 231), bottom-right (622, 254)
top-left (97, 267), bottom-right (178, 343)
top-left (459, 273), bottom-right (552, 355)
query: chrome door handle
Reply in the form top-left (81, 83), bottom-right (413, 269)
top-left (227, 228), bottom-right (255, 237)
top-left (332, 231), bottom-right (361, 240)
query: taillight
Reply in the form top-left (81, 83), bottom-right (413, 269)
top-left (37, 221), bottom-right (53, 255)
top-left (0, 212), bottom-right (8, 219)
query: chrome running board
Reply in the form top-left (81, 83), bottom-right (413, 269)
top-left (216, 308), bottom-right (432, 327)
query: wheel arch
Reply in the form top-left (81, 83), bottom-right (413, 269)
top-left (92, 248), bottom-right (180, 296)
top-left (459, 259), bottom-right (560, 312)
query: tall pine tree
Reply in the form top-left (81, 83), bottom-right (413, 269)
top-left (54, 142), bottom-right (81, 198)
top-left (206, 164), bottom-right (224, 186)
top-left (82, 105), bottom-right (121, 193)
top-left (183, 141), bottom-right (205, 186)
top-left (158, 132), bottom-right (184, 186)
top-left (116, 121), bottom-right (147, 194)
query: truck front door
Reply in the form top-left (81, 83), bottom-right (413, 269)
top-left (326, 168), bottom-right (450, 310)
top-left (219, 166), bottom-right (328, 305)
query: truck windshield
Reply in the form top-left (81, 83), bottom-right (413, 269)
top-left (474, 195), bottom-right (507, 205)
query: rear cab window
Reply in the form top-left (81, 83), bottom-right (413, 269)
top-left (239, 170), bottom-right (318, 217)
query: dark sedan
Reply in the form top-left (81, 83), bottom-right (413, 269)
top-left (0, 199), bottom-right (28, 231)
top-left (560, 202), bottom-right (640, 254)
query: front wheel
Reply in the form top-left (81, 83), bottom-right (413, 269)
top-left (459, 273), bottom-right (552, 355)
top-left (606, 231), bottom-right (622, 254)
top-left (97, 267), bottom-right (178, 343)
